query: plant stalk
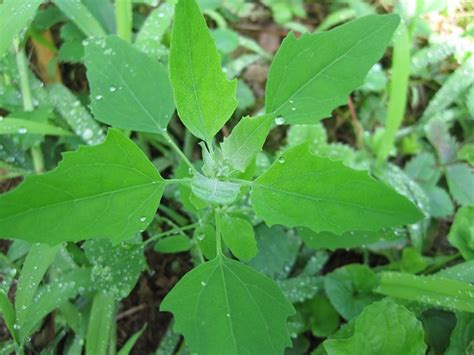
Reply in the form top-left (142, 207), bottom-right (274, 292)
top-left (115, 0), bottom-right (133, 43)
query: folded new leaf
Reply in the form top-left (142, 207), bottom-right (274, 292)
top-left (251, 144), bottom-right (423, 235)
top-left (161, 256), bottom-right (295, 355)
top-left (0, 129), bottom-right (164, 244)
top-left (265, 14), bottom-right (400, 124)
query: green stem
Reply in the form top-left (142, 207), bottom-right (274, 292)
top-left (143, 223), bottom-right (198, 247)
top-left (376, 22), bottom-right (411, 168)
top-left (115, 0), bottom-right (133, 43)
top-left (183, 129), bottom-right (195, 159)
top-left (14, 39), bottom-right (45, 174)
top-left (215, 209), bottom-right (222, 256)
top-left (163, 131), bottom-right (196, 173)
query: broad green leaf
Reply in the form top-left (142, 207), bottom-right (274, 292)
top-left (54, 0), bottom-right (106, 37)
top-left (0, 0), bottom-right (43, 57)
top-left (324, 264), bottom-right (381, 320)
top-left (84, 239), bottom-right (146, 300)
top-left (221, 215), bottom-right (257, 261)
top-left (154, 235), bottom-right (192, 253)
top-left (170, 0), bottom-right (237, 142)
top-left (15, 244), bottom-right (60, 328)
top-left (0, 291), bottom-right (16, 342)
top-left (191, 174), bottom-right (241, 205)
top-left (265, 14), bottom-right (399, 124)
top-left (161, 256), bottom-right (295, 355)
top-left (0, 129), bottom-right (164, 244)
top-left (0, 117), bottom-right (72, 136)
top-left (221, 115), bottom-right (273, 172)
top-left (376, 272), bottom-right (474, 313)
top-left (299, 227), bottom-right (403, 251)
top-left (323, 299), bottom-right (426, 355)
top-left (246, 224), bottom-right (301, 279)
top-left (423, 185), bottom-right (454, 218)
top-left (19, 268), bottom-right (93, 342)
top-left (458, 144), bottom-right (474, 165)
top-left (195, 223), bottom-right (217, 260)
top-left (48, 84), bottom-right (105, 145)
top-left (446, 163), bottom-right (474, 206)
top-left (251, 144), bottom-right (423, 235)
top-left (445, 312), bottom-right (474, 355)
top-left (86, 292), bottom-right (115, 355)
top-left (85, 36), bottom-right (175, 133)
top-left (405, 152), bottom-right (440, 186)
top-left (448, 206), bottom-right (474, 260)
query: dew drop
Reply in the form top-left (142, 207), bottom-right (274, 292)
top-left (139, 216), bottom-right (146, 222)
top-left (109, 86), bottom-right (117, 92)
top-left (95, 95), bottom-right (103, 100)
top-left (200, 281), bottom-right (207, 287)
top-left (278, 156), bottom-right (285, 164)
top-left (274, 116), bottom-right (285, 125)
top-left (18, 127), bottom-right (27, 134)
top-left (82, 128), bottom-right (93, 140)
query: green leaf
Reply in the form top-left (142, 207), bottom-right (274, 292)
top-left (221, 115), bottom-right (273, 172)
top-left (54, 0), bottom-right (106, 37)
top-left (221, 215), bottom-right (257, 261)
top-left (117, 325), bottom-right (147, 355)
top-left (246, 224), bottom-right (301, 279)
top-left (299, 227), bottom-right (403, 251)
top-left (323, 299), bottom-right (426, 355)
top-left (170, 0), bottom-right (237, 142)
top-left (0, 117), bottom-right (73, 136)
top-left (154, 235), bottom-right (192, 254)
top-left (0, 0), bottom-right (43, 57)
top-left (324, 264), bottom-right (381, 320)
top-left (161, 256), bottom-right (295, 355)
top-left (445, 312), bottom-right (474, 355)
top-left (405, 152), bottom-right (440, 186)
top-left (251, 144), bottom-right (423, 235)
top-left (437, 261), bottom-right (474, 283)
top-left (15, 244), bottom-right (61, 328)
top-left (265, 14), bottom-right (399, 124)
top-left (191, 174), bottom-right (241, 205)
top-left (446, 163), bottom-right (474, 206)
top-left (299, 294), bottom-right (339, 338)
top-left (458, 144), bottom-right (474, 165)
top-left (448, 206), bottom-right (474, 260)
top-left (85, 36), bottom-right (175, 133)
top-left (84, 239), bottom-right (146, 300)
top-left (375, 272), bottom-right (474, 313)
top-left (19, 268), bottom-right (93, 342)
top-left (0, 291), bottom-right (17, 342)
top-left (277, 276), bottom-right (321, 303)
top-left (423, 185), bottom-right (454, 218)
top-left (86, 292), bottom-right (115, 355)
top-left (0, 129), bottom-right (164, 244)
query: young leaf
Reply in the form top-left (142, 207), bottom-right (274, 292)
top-left (323, 299), bottom-right (426, 355)
top-left (448, 206), bottom-right (474, 260)
top-left (324, 264), bottom-right (381, 320)
top-left (376, 272), bottom-right (474, 313)
top-left (0, 291), bottom-right (17, 342)
top-left (0, 129), bottom-right (164, 245)
top-left (0, 0), bottom-right (43, 57)
top-left (170, 0), bottom-right (237, 142)
top-left (0, 117), bottom-right (73, 136)
top-left (84, 239), bottom-right (146, 300)
top-left (445, 312), bottom-right (474, 355)
top-left (221, 215), bottom-right (257, 261)
top-left (251, 144), bottom-right (423, 235)
top-left (85, 36), bottom-right (175, 133)
top-left (265, 14), bottom-right (400, 124)
top-left (221, 115), bottom-right (273, 172)
top-left (154, 235), bottom-right (192, 254)
top-left (191, 174), bottom-right (241, 205)
top-left (161, 256), bottom-right (295, 355)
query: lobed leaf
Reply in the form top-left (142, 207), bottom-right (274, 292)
top-left (161, 256), bottom-right (295, 355)
top-left (170, 0), bottom-right (237, 142)
top-left (0, 129), bottom-right (164, 245)
top-left (265, 14), bottom-right (399, 124)
top-left (251, 144), bottom-right (423, 235)
top-left (85, 36), bottom-right (175, 133)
